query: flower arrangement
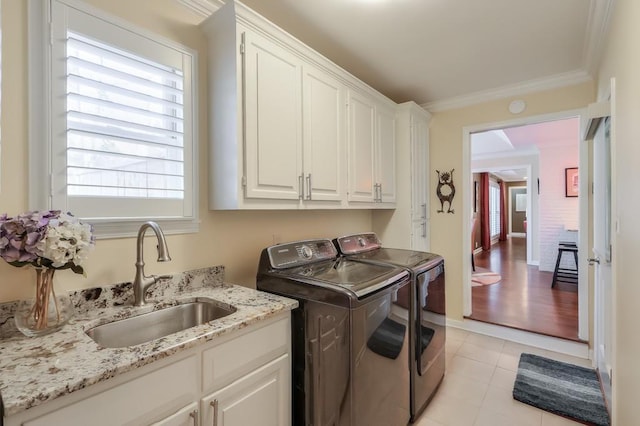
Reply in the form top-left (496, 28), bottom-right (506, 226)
top-left (0, 210), bottom-right (95, 334)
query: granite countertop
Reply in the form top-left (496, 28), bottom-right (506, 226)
top-left (0, 266), bottom-right (298, 418)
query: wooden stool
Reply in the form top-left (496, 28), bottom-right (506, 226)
top-left (551, 243), bottom-right (578, 287)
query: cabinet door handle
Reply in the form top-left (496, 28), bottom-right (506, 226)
top-left (422, 221), bottom-right (427, 238)
top-left (210, 400), bottom-right (219, 426)
top-left (421, 203), bottom-right (427, 219)
top-left (378, 183), bottom-right (383, 202)
top-left (306, 174), bottom-right (312, 200)
top-left (190, 408), bottom-right (199, 426)
top-left (298, 175), bottom-right (304, 200)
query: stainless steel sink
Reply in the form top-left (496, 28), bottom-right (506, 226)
top-left (86, 298), bottom-right (236, 348)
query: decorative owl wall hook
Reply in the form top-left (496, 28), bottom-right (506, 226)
top-left (436, 169), bottom-right (456, 214)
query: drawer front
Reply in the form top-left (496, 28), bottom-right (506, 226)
top-left (24, 355), bottom-right (198, 426)
top-left (202, 317), bottom-right (289, 392)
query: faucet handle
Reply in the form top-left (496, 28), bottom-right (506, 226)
top-left (156, 274), bottom-right (173, 282)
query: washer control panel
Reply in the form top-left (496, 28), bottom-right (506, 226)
top-left (268, 239), bottom-right (337, 269)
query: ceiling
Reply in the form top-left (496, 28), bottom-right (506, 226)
top-left (191, 0), bottom-right (613, 110)
top-left (471, 117), bottom-right (580, 181)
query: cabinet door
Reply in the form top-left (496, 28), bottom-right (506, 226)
top-left (302, 65), bottom-right (345, 202)
top-left (202, 354), bottom-right (290, 426)
top-left (410, 113), bottom-right (429, 250)
top-left (243, 30), bottom-right (302, 200)
top-left (347, 90), bottom-right (376, 202)
top-left (151, 402), bottom-right (199, 426)
top-left (376, 104), bottom-right (397, 203)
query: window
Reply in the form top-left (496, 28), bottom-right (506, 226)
top-left (489, 180), bottom-right (501, 239)
top-left (29, 0), bottom-right (198, 237)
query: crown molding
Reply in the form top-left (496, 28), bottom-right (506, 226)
top-left (176, 0), bottom-right (224, 18)
top-left (422, 69), bottom-right (593, 113)
top-left (583, 0), bottom-right (615, 76)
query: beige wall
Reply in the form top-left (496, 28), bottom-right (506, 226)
top-left (595, 0), bottom-right (640, 423)
top-left (0, 0), bottom-right (372, 302)
top-left (429, 82), bottom-right (595, 321)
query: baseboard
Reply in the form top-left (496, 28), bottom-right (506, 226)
top-left (509, 233), bottom-right (526, 238)
top-left (446, 318), bottom-right (590, 360)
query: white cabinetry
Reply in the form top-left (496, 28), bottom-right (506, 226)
top-left (151, 402), bottom-right (199, 426)
top-left (5, 315), bottom-right (291, 426)
top-left (243, 29), bottom-right (303, 201)
top-left (202, 355), bottom-right (289, 426)
top-left (203, 1), bottom-right (392, 210)
top-left (376, 103), bottom-right (397, 204)
top-left (373, 102), bottom-right (431, 249)
top-left (302, 64), bottom-right (345, 202)
top-left (347, 90), bottom-right (397, 205)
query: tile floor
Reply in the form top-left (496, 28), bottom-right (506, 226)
top-left (414, 327), bottom-right (593, 426)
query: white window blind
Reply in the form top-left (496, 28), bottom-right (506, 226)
top-left (30, 0), bottom-right (199, 237)
top-left (489, 181), bottom-right (501, 238)
top-left (66, 32), bottom-right (185, 200)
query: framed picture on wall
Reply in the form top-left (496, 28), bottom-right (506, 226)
top-left (565, 167), bottom-right (579, 197)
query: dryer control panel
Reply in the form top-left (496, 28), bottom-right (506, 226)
top-left (334, 233), bottom-right (381, 255)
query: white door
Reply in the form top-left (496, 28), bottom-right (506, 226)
top-left (302, 64), bottom-right (344, 202)
top-left (243, 30), bottom-right (302, 200)
top-left (592, 114), bottom-right (612, 408)
top-left (347, 90), bottom-right (376, 202)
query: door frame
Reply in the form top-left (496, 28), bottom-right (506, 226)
top-left (462, 108), bottom-right (589, 342)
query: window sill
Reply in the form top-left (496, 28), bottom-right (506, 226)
top-left (90, 217), bottom-right (200, 239)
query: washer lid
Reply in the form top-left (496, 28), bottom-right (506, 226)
top-left (278, 257), bottom-right (409, 298)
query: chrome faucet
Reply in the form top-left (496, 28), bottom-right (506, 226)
top-left (133, 221), bottom-right (172, 306)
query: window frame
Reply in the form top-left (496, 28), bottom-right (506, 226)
top-left (28, 0), bottom-right (199, 239)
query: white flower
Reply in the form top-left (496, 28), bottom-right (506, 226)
top-left (36, 213), bottom-right (94, 268)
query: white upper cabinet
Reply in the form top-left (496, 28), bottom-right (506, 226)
top-left (202, 0), bottom-right (396, 210)
top-left (347, 89), bottom-right (397, 205)
top-left (347, 90), bottom-right (376, 202)
top-left (243, 30), bottom-right (303, 201)
top-left (376, 103), bottom-right (397, 204)
top-left (302, 64), bottom-right (345, 202)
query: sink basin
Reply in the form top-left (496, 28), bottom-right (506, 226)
top-left (86, 298), bottom-right (236, 348)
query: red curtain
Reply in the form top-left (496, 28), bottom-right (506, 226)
top-left (499, 180), bottom-right (507, 241)
top-left (480, 173), bottom-right (491, 250)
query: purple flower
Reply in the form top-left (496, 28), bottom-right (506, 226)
top-left (0, 210), bottom-right (94, 274)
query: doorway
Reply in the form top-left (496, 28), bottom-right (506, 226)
top-left (461, 110), bottom-right (589, 342)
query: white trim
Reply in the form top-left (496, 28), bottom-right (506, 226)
top-left (176, 0), bottom-right (223, 17)
top-left (423, 70), bottom-right (592, 113)
top-left (447, 318), bottom-right (590, 360)
top-left (583, 0), bottom-right (616, 76)
top-left (462, 108), bottom-right (590, 342)
top-left (28, 0), bottom-right (52, 210)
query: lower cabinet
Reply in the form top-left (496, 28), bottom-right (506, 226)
top-left (201, 355), bottom-right (290, 426)
top-left (151, 402), bottom-right (200, 426)
top-left (5, 314), bottom-right (291, 426)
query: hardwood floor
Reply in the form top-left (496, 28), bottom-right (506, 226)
top-left (467, 237), bottom-right (580, 341)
